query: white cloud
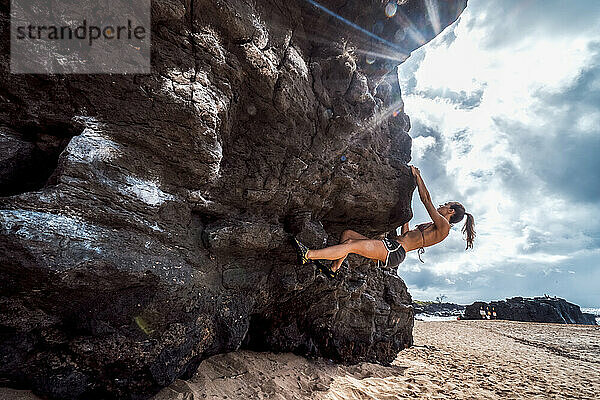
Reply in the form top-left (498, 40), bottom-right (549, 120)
top-left (396, 0), bottom-right (600, 306)
top-left (411, 135), bottom-right (437, 160)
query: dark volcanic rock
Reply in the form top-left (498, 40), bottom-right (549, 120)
top-left (464, 297), bottom-right (598, 325)
top-left (0, 0), bottom-right (467, 398)
top-left (582, 312), bottom-right (598, 325)
top-left (413, 301), bottom-right (465, 317)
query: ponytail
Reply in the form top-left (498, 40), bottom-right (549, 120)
top-left (462, 212), bottom-right (475, 250)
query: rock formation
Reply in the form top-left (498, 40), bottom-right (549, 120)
top-left (0, 0), bottom-right (468, 398)
top-left (413, 301), bottom-right (465, 318)
top-left (464, 297), bottom-right (597, 325)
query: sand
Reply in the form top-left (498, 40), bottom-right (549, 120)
top-left (154, 320), bottom-right (600, 400)
top-left (3, 320), bottom-right (599, 399)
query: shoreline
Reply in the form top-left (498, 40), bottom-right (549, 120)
top-left (2, 320), bottom-right (598, 399)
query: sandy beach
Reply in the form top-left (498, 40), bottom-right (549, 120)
top-left (3, 320), bottom-right (598, 399)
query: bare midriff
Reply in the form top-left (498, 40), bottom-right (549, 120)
top-left (395, 223), bottom-right (448, 252)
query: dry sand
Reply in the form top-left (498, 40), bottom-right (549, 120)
top-left (3, 320), bottom-right (599, 399)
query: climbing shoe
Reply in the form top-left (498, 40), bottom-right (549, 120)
top-left (314, 260), bottom-right (337, 279)
top-left (293, 237), bottom-right (310, 265)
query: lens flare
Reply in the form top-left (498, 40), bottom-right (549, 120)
top-left (392, 8), bottom-right (427, 46)
top-left (363, 88), bottom-right (406, 132)
top-left (424, 0), bottom-right (441, 35)
top-left (385, 2), bottom-right (398, 18)
top-left (304, 0), bottom-right (404, 51)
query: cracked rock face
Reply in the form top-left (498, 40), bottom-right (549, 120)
top-left (0, 0), bottom-right (467, 398)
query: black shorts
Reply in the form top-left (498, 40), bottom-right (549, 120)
top-left (381, 237), bottom-right (406, 268)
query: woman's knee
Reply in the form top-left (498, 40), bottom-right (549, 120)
top-left (341, 229), bottom-right (354, 240)
top-left (341, 229), bottom-right (368, 241)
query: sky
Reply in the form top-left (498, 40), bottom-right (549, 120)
top-left (395, 0), bottom-right (600, 307)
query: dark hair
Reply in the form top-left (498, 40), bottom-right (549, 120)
top-left (449, 203), bottom-right (475, 250)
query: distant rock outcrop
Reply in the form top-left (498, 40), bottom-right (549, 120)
top-left (0, 0), bottom-right (468, 398)
top-left (413, 301), bottom-right (465, 318)
top-left (464, 297), bottom-right (597, 325)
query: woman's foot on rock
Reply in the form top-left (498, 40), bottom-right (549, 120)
top-left (293, 237), bottom-right (310, 265)
top-left (314, 260), bottom-right (337, 279)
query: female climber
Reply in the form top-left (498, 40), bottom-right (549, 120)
top-left (293, 165), bottom-right (475, 278)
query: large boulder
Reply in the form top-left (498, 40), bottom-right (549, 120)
top-left (0, 0), bottom-right (468, 398)
top-left (464, 297), bottom-right (597, 325)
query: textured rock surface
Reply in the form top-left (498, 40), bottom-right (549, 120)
top-left (464, 297), bottom-right (598, 325)
top-left (0, 0), bottom-right (467, 398)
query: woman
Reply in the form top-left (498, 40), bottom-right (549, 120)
top-left (294, 166), bottom-right (475, 278)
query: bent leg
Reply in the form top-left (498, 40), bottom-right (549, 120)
top-left (331, 240), bottom-right (349, 272)
top-left (331, 230), bottom-right (370, 271)
top-left (340, 229), bottom-right (369, 241)
top-left (308, 239), bottom-right (387, 263)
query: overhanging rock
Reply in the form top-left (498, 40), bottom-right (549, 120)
top-left (0, 0), bottom-right (468, 398)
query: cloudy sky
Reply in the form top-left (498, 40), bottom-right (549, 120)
top-left (395, 0), bottom-right (600, 307)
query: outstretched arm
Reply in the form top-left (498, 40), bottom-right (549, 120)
top-left (410, 166), bottom-right (449, 231)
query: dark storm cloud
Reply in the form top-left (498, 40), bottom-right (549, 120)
top-left (532, 132), bottom-right (600, 203)
top-left (402, 267), bottom-right (439, 289)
